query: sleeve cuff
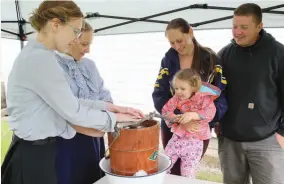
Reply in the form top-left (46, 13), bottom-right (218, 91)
top-left (78, 99), bottom-right (106, 111)
top-left (101, 111), bottom-right (117, 132)
top-left (92, 100), bottom-right (106, 111)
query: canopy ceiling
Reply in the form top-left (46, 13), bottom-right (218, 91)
top-left (1, 0), bottom-right (284, 41)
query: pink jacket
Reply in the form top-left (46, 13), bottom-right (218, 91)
top-left (162, 82), bottom-right (221, 140)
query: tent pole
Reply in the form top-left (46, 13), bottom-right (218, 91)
top-left (15, 0), bottom-right (26, 50)
top-left (21, 40), bottom-right (24, 49)
top-left (93, 4), bottom-right (284, 33)
top-left (1, 3), bottom-right (283, 39)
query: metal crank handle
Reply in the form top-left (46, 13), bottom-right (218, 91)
top-left (150, 111), bottom-right (176, 124)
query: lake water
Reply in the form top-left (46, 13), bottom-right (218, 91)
top-left (1, 28), bottom-right (284, 114)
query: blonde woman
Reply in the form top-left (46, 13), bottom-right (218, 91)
top-left (2, 1), bottom-right (143, 184)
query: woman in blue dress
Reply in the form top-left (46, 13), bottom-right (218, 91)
top-left (55, 21), bottom-right (128, 184)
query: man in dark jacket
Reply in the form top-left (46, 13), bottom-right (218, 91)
top-left (217, 3), bottom-right (284, 184)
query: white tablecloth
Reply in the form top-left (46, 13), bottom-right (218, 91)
top-left (94, 174), bottom-right (221, 184)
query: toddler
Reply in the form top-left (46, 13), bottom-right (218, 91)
top-left (162, 68), bottom-right (221, 178)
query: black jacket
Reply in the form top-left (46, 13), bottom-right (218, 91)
top-left (219, 29), bottom-right (284, 142)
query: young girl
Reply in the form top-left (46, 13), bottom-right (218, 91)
top-left (162, 68), bottom-right (221, 178)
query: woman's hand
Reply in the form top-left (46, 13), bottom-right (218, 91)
top-left (105, 103), bottom-right (144, 119)
top-left (119, 107), bottom-right (145, 119)
top-left (181, 121), bottom-right (201, 133)
top-left (115, 113), bottom-right (143, 123)
top-left (178, 112), bottom-right (201, 124)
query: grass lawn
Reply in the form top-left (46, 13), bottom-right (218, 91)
top-left (1, 119), bottom-right (222, 183)
top-left (196, 170), bottom-right (222, 182)
top-left (1, 119), bottom-right (13, 163)
top-left (196, 155), bottom-right (223, 182)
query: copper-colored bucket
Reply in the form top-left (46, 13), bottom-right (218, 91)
top-left (107, 120), bottom-right (160, 176)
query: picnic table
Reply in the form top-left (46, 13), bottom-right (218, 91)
top-left (94, 174), bottom-right (221, 184)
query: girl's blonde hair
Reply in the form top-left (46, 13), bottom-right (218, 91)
top-left (173, 68), bottom-right (202, 92)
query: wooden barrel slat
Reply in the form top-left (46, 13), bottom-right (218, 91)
top-left (108, 120), bottom-right (159, 176)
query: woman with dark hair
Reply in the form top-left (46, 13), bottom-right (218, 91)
top-left (152, 18), bottom-right (227, 175)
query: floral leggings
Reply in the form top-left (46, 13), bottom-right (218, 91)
top-left (165, 134), bottom-right (203, 178)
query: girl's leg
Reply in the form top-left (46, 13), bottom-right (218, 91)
top-left (161, 120), bottom-right (181, 175)
top-left (180, 138), bottom-right (203, 178)
top-left (201, 139), bottom-right (210, 159)
top-left (164, 135), bottom-right (181, 174)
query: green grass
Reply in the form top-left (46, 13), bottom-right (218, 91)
top-left (196, 155), bottom-right (223, 183)
top-left (1, 119), bottom-right (13, 163)
top-left (200, 155), bottom-right (221, 169)
top-left (196, 170), bottom-right (223, 182)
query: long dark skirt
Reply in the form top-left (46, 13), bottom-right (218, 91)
top-left (1, 136), bottom-right (57, 184)
top-left (160, 120), bottom-right (210, 176)
top-left (56, 133), bottom-right (105, 184)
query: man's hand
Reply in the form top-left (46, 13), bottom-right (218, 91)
top-left (181, 121), bottom-right (201, 133)
top-left (275, 133), bottom-right (284, 149)
top-left (214, 122), bottom-right (221, 136)
top-left (178, 112), bottom-right (200, 124)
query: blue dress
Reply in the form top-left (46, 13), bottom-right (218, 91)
top-left (55, 52), bottom-right (113, 184)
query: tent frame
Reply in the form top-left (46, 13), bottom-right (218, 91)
top-left (1, 0), bottom-right (284, 49)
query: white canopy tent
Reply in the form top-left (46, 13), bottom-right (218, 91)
top-left (1, 0), bottom-right (284, 49)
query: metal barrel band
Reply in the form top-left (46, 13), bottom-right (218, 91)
top-left (104, 126), bottom-right (121, 159)
top-left (108, 146), bottom-right (158, 153)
